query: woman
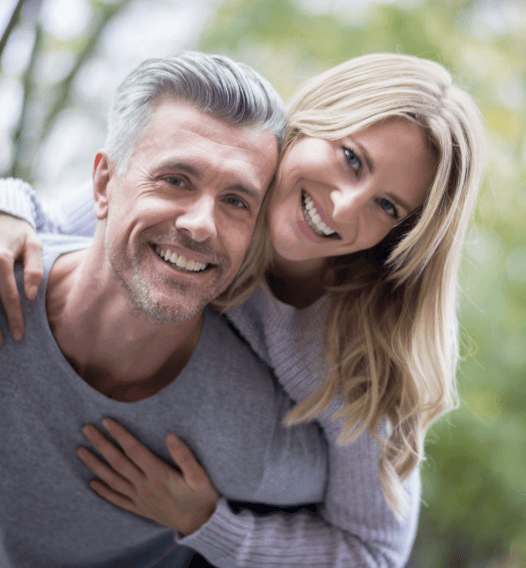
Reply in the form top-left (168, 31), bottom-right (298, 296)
top-left (0, 53), bottom-right (485, 566)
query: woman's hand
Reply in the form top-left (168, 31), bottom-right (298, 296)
top-left (77, 418), bottom-right (220, 536)
top-left (0, 212), bottom-right (43, 343)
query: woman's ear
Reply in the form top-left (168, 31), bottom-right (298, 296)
top-left (92, 151), bottom-right (115, 220)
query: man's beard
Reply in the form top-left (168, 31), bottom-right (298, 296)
top-left (103, 227), bottom-right (232, 323)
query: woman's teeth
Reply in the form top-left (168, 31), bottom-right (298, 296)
top-left (302, 192), bottom-right (336, 237)
top-left (154, 246), bottom-right (208, 272)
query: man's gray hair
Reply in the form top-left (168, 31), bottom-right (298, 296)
top-left (104, 51), bottom-right (288, 176)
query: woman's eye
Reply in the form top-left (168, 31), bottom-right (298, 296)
top-left (224, 196), bottom-right (247, 209)
top-left (343, 146), bottom-right (362, 174)
top-left (378, 198), bottom-right (399, 220)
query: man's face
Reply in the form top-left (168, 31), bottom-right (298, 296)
top-left (96, 99), bottom-right (278, 323)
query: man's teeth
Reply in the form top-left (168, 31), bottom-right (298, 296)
top-left (302, 193), bottom-right (336, 236)
top-left (154, 246), bottom-right (208, 272)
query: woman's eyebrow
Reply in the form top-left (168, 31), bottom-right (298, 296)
top-left (386, 192), bottom-right (411, 214)
top-left (353, 140), bottom-right (374, 173)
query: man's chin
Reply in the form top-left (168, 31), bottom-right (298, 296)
top-left (114, 251), bottom-right (236, 323)
top-left (143, 303), bottom-right (205, 324)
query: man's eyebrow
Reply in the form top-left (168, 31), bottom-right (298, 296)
top-left (227, 184), bottom-right (262, 205)
top-left (156, 159), bottom-right (201, 179)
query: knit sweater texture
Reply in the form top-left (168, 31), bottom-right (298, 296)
top-left (0, 178), bottom-right (421, 567)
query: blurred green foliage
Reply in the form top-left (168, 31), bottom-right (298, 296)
top-left (196, 0), bottom-right (526, 566)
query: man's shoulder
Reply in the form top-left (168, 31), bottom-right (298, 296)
top-left (199, 307), bottom-right (285, 408)
top-left (3, 233), bottom-right (92, 333)
top-left (202, 307), bottom-right (271, 370)
top-left (40, 233), bottom-right (92, 273)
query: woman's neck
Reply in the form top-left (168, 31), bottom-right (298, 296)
top-left (266, 252), bottom-right (328, 309)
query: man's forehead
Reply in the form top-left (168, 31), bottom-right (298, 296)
top-left (147, 99), bottom-right (276, 150)
top-left (142, 103), bottom-right (278, 188)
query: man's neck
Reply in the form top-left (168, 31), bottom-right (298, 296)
top-left (46, 248), bottom-right (204, 402)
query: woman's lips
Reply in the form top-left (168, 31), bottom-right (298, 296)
top-left (301, 190), bottom-right (338, 237)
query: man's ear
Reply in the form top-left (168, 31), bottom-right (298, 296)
top-left (93, 151), bottom-right (116, 220)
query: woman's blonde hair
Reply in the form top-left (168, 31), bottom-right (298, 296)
top-left (210, 187), bottom-right (272, 311)
top-left (213, 53), bottom-right (485, 518)
top-left (279, 53), bottom-right (486, 517)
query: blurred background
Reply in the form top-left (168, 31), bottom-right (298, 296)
top-left (1, 0), bottom-right (524, 565)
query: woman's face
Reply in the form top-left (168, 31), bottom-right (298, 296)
top-left (268, 117), bottom-right (437, 264)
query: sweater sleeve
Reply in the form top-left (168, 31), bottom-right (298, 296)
top-left (181, 465), bottom-right (419, 568)
top-left (186, 290), bottom-right (420, 568)
top-left (0, 177), bottom-right (97, 237)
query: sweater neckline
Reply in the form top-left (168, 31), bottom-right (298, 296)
top-left (259, 283), bottom-right (330, 319)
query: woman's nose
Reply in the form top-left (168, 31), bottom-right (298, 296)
top-left (330, 187), bottom-right (365, 225)
top-left (174, 195), bottom-right (218, 242)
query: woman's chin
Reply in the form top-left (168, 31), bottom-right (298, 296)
top-left (271, 241), bottom-right (327, 271)
top-left (271, 242), bottom-right (302, 262)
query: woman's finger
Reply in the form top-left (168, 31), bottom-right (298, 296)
top-left (88, 479), bottom-right (138, 514)
top-left (0, 213), bottom-right (44, 342)
top-left (166, 434), bottom-right (209, 490)
top-left (77, 447), bottom-right (135, 497)
top-left (102, 418), bottom-right (170, 477)
top-left (0, 252), bottom-right (23, 343)
top-left (82, 424), bottom-right (144, 484)
top-left (21, 236), bottom-right (43, 301)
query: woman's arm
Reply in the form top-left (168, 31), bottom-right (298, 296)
top-left (182, 417), bottom-right (420, 568)
top-left (183, 471), bottom-right (420, 568)
top-left (79, 418), bottom-right (417, 568)
top-left (0, 177), bottom-right (97, 236)
top-left (0, 178), bottom-right (96, 340)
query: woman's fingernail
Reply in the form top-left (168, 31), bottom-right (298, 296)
top-left (13, 329), bottom-right (23, 341)
top-left (168, 434), bottom-right (180, 447)
top-left (28, 285), bottom-right (38, 299)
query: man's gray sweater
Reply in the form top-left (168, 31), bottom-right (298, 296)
top-left (0, 234), bottom-right (327, 567)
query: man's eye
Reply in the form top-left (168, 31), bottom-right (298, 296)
top-left (224, 196), bottom-right (247, 209)
top-left (165, 177), bottom-right (187, 188)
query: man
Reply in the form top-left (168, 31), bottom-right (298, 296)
top-left (0, 53), bottom-right (327, 567)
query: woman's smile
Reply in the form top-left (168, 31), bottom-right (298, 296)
top-left (300, 190), bottom-right (339, 237)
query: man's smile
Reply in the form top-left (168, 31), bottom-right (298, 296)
top-left (152, 244), bottom-right (211, 273)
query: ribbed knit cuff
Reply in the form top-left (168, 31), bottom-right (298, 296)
top-left (0, 178), bottom-right (37, 229)
top-left (178, 497), bottom-right (251, 565)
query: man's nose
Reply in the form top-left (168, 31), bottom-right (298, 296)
top-left (174, 195), bottom-right (218, 242)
